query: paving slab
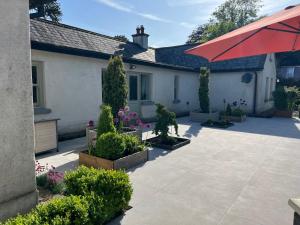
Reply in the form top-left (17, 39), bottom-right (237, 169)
top-left (36, 117), bottom-right (300, 225)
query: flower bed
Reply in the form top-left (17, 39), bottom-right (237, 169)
top-left (146, 136), bottom-right (190, 150)
top-left (3, 166), bottom-right (132, 225)
top-left (201, 120), bottom-right (234, 129)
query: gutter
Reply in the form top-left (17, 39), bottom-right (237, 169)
top-left (253, 71), bottom-right (258, 114)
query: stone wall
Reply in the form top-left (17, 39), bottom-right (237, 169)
top-left (0, 0), bottom-right (37, 220)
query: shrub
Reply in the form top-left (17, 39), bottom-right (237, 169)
top-left (3, 196), bottom-right (90, 225)
top-left (102, 56), bottom-right (128, 116)
top-left (122, 134), bottom-right (144, 156)
top-left (97, 105), bottom-right (116, 138)
top-left (231, 108), bottom-right (246, 117)
top-left (226, 103), bottom-right (232, 116)
top-left (36, 174), bottom-right (47, 188)
top-left (273, 85), bottom-right (288, 110)
top-left (95, 132), bottom-right (126, 160)
top-left (153, 104), bottom-right (178, 142)
top-left (199, 67), bottom-right (210, 113)
top-left (64, 166), bottom-right (132, 223)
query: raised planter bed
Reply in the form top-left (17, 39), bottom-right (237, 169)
top-left (86, 127), bottom-right (142, 147)
top-left (146, 136), bottom-right (190, 150)
top-left (79, 149), bottom-right (148, 170)
top-left (201, 120), bottom-right (234, 129)
top-left (274, 110), bottom-right (293, 118)
top-left (190, 110), bottom-right (219, 123)
top-left (220, 115), bottom-right (246, 122)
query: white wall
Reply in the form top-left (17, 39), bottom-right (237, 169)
top-left (32, 50), bottom-right (199, 135)
top-left (0, 0), bottom-right (37, 220)
top-left (256, 54), bottom-right (276, 113)
top-left (210, 71), bottom-right (255, 113)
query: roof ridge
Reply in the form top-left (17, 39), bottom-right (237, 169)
top-left (156, 43), bottom-right (198, 50)
top-left (31, 18), bottom-right (130, 44)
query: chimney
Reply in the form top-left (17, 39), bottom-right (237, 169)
top-left (132, 25), bottom-right (149, 49)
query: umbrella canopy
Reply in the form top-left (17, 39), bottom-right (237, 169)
top-left (185, 5), bottom-right (300, 62)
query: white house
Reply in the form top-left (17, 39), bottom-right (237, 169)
top-left (30, 19), bottom-right (276, 138)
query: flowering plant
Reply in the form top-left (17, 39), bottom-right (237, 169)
top-left (116, 106), bottom-right (151, 131)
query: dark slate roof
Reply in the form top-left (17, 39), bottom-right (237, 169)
top-left (276, 51), bottom-right (300, 67)
top-left (156, 44), bottom-right (267, 72)
top-left (30, 19), bottom-right (267, 73)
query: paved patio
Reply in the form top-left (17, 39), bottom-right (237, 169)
top-left (37, 117), bottom-right (300, 225)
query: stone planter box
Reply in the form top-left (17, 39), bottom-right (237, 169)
top-left (190, 111), bottom-right (219, 123)
top-left (146, 136), bottom-right (191, 150)
top-left (86, 127), bottom-right (142, 147)
top-left (220, 115), bottom-right (246, 122)
top-left (274, 110), bottom-right (293, 118)
top-left (79, 149), bottom-right (149, 170)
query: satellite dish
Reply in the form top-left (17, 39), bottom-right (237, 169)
top-left (241, 73), bottom-right (253, 83)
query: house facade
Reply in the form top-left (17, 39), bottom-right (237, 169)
top-left (30, 19), bottom-right (276, 137)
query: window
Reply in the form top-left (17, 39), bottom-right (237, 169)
top-left (141, 74), bottom-right (151, 100)
top-left (265, 77), bottom-right (269, 101)
top-left (128, 73), bottom-right (151, 101)
top-left (32, 61), bottom-right (44, 107)
top-left (129, 75), bottom-right (138, 101)
top-left (174, 75), bottom-right (179, 101)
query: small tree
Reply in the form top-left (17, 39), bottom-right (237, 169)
top-left (153, 104), bottom-right (178, 142)
top-left (103, 56), bottom-right (128, 116)
top-left (199, 67), bottom-right (210, 113)
top-left (273, 85), bottom-right (288, 110)
top-left (97, 105), bottom-right (116, 138)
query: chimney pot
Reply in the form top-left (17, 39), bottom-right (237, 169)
top-left (136, 26), bottom-right (141, 34)
top-left (140, 25), bottom-right (145, 34)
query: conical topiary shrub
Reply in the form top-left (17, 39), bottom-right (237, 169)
top-left (97, 105), bottom-right (116, 138)
top-left (199, 67), bottom-right (210, 113)
top-left (102, 56), bottom-right (128, 116)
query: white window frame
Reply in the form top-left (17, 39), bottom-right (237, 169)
top-left (127, 72), bottom-right (152, 102)
top-left (32, 61), bottom-right (44, 107)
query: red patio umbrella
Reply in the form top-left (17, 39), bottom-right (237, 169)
top-left (185, 5), bottom-right (300, 62)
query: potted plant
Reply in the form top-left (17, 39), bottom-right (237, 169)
top-left (87, 105), bottom-right (143, 147)
top-left (273, 85), bottom-right (295, 118)
top-left (190, 67), bottom-right (219, 122)
top-left (146, 104), bottom-right (190, 150)
top-left (80, 132), bottom-right (148, 170)
top-left (220, 99), bottom-right (247, 122)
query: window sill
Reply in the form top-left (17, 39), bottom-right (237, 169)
top-left (34, 107), bottom-right (52, 115)
top-left (173, 99), bottom-right (181, 104)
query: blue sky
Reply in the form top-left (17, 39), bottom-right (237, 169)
top-left (60, 0), bottom-right (299, 47)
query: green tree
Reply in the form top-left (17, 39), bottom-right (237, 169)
top-left (199, 67), bottom-right (210, 113)
top-left (103, 56), bottom-right (128, 116)
top-left (97, 105), bottom-right (116, 138)
top-left (114, 35), bottom-right (129, 42)
top-left (187, 0), bottom-right (262, 43)
top-left (30, 0), bottom-right (62, 22)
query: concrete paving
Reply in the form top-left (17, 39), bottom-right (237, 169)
top-left (37, 117), bottom-right (300, 225)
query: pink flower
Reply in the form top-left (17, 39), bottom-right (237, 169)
top-left (118, 110), bottom-right (125, 117)
top-left (124, 116), bottom-right (130, 122)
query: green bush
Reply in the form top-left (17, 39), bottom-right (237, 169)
top-left (231, 108), bottom-right (246, 117)
top-left (153, 104), bottom-right (178, 142)
top-left (95, 132), bottom-right (126, 160)
top-left (273, 85), bottom-right (288, 110)
top-left (36, 174), bottom-right (47, 188)
top-left (97, 105), bottom-right (116, 138)
top-left (226, 104), bottom-right (232, 116)
top-left (64, 166), bottom-right (132, 223)
top-left (102, 56), bottom-right (128, 116)
top-left (3, 196), bottom-right (90, 225)
top-left (199, 67), bottom-right (210, 113)
top-left (122, 134), bottom-right (144, 156)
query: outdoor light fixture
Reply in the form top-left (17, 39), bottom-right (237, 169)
top-left (130, 64), bottom-right (137, 70)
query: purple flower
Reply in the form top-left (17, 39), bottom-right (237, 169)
top-left (114, 118), bottom-right (119, 123)
top-left (146, 124), bottom-right (151, 128)
top-left (118, 110), bottom-right (125, 117)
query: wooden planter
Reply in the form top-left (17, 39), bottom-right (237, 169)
top-left (220, 115), bottom-right (246, 123)
top-left (79, 149), bottom-right (149, 170)
top-left (146, 136), bottom-right (191, 150)
top-left (86, 127), bottom-right (142, 147)
top-left (190, 111), bottom-right (219, 123)
top-left (274, 110), bottom-right (293, 118)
